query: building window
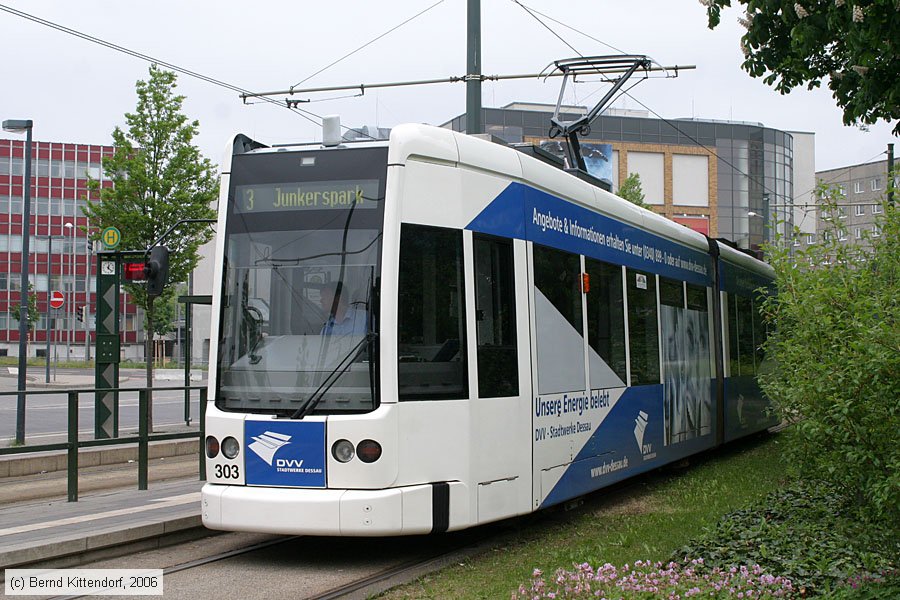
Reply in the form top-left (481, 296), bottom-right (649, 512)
top-left (838, 185), bottom-right (846, 197)
top-left (855, 228), bottom-right (863, 239)
top-left (871, 178), bottom-right (881, 191)
top-left (838, 207), bottom-right (846, 219)
top-left (806, 234), bottom-right (815, 245)
top-left (873, 204), bottom-right (883, 214)
top-left (855, 204), bottom-right (865, 217)
top-left (839, 230), bottom-right (847, 241)
top-left (473, 235), bottom-right (518, 398)
top-left (397, 224), bottom-right (467, 401)
top-left (854, 181), bottom-right (864, 193)
top-left (873, 226), bottom-right (881, 238)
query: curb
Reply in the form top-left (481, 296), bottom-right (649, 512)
top-left (0, 439), bottom-right (199, 479)
top-left (0, 513), bottom-right (215, 574)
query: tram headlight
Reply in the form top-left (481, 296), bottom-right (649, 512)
top-left (356, 439), bottom-right (382, 463)
top-left (205, 436), bottom-right (220, 459)
top-left (222, 436), bottom-right (240, 459)
top-left (332, 439), bottom-right (355, 463)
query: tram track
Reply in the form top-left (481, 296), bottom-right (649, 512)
top-left (48, 528), bottom-right (497, 600)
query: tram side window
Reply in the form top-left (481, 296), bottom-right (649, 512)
top-left (397, 224), bottom-right (468, 400)
top-left (585, 258), bottom-right (627, 385)
top-left (533, 244), bottom-right (584, 394)
top-left (727, 293), bottom-right (756, 376)
top-left (474, 235), bottom-right (518, 398)
top-left (686, 284), bottom-right (708, 312)
top-left (660, 277), bottom-right (685, 309)
top-left (752, 296), bottom-right (768, 371)
top-left (627, 269), bottom-right (660, 386)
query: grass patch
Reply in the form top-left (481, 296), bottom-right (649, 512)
top-left (379, 432), bottom-right (789, 599)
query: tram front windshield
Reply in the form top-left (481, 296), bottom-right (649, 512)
top-left (217, 147), bottom-right (386, 415)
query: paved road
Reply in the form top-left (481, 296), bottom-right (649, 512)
top-left (0, 368), bottom-right (206, 444)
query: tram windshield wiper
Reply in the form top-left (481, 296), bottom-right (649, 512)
top-left (288, 331), bottom-right (376, 420)
top-left (289, 271), bottom-right (378, 420)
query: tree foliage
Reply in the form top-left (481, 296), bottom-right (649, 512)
top-left (83, 64), bottom-right (217, 403)
top-left (11, 283), bottom-right (39, 334)
top-left (760, 182), bottom-right (899, 532)
top-left (702, 0), bottom-right (900, 134)
top-left (617, 172), bottom-right (648, 208)
top-left (84, 64), bottom-right (217, 305)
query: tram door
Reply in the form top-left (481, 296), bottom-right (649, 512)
top-left (529, 244), bottom-right (588, 505)
top-left (469, 234), bottom-right (532, 522)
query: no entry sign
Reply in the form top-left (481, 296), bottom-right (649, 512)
top-left (49, 290), bottom-right (65, 310)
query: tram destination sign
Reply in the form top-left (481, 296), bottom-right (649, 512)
top-left (235, 179), bottom-right (379, 214)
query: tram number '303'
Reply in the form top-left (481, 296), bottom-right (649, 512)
top-left (215, 464), bottom-right (240, 479)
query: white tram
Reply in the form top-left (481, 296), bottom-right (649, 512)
top-left (201, 123), bottom-right (776, 536)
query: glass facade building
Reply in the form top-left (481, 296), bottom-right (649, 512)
top-left (443, 105), bottom-right (795, 251)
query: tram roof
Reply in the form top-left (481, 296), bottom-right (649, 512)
top-left (224, 125), bottom-right (772, 278)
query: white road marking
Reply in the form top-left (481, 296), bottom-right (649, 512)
top-left (0, 492), bottom-right (200, 537)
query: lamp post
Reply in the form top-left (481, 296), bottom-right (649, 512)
top-left (64, 221), bottom-right (74, 359)
top-left (85, 236), bottom-right (92, 362)
top-left (3, 118), bottom-right (34, 446)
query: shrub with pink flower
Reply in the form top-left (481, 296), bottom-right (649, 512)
top-left (512, 559), bottom-right (795, 599)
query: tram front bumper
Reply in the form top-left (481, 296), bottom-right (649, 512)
top-left (201, 482), bottom-right (439, 536)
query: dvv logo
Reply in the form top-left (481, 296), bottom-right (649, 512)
top-left (633, 411), bottom-right (655, 459)
top-left (248, 431), bottom-right (292, 466)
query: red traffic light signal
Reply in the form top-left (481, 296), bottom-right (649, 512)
top-left (123, 262), bottom-right (147, 281)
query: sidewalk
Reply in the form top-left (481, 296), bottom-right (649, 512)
top-left (0, 478), bottom-right (209, 574)
top-left (0, 368), bottom-right (212, 574)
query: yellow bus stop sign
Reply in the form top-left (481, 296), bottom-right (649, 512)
top-left (101, 227), bottom-right (121, 250)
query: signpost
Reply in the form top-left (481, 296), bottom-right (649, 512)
top-left (101, 227), bottom-right (121, 250)
top-left (49, 290), bottom-right (64, 310)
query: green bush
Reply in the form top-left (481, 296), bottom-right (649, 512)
top-left (673, 480), bottom-right (898, 596)
top-left (760, 185), bottom-right (899, 533)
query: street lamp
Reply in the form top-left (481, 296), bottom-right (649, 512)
top-left (3, 118), bottom-right (33, 446)
top-left (64, 221), bottom-right (74, 359)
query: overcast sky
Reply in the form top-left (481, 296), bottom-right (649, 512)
top-left (1, 0), bottom-right (896, 172)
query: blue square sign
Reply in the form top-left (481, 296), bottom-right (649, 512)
top-left (244, 420), bottom-right (327, 488)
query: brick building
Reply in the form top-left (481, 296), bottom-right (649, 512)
top-left (0, 136), bottom-right (142, 360)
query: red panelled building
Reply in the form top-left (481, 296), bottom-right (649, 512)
top-left (0, 137), bottom-right (140, 360)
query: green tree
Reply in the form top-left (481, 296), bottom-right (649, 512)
top-left (11, 283), bottom-right (39, 334)
top-left (617, 172), bottom-right (648, 208)
top-left (760, 183), bottom-right (899, 532)
top-left (84, 65), bottom-right (217, 426)
top-left (145, 288), bottom-right (178, 338)
top-left (702, 0), bottom-right (900, 134)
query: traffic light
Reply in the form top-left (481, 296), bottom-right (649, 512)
top-left (123, 261), bottom-right (147, 281)
top-left (76, 306), bottom-right (83, 322)
top-left (145, 245), bottom-right (169, 297)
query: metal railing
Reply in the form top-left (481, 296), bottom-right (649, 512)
top-left (0, 386), bottom-right (206, 502)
